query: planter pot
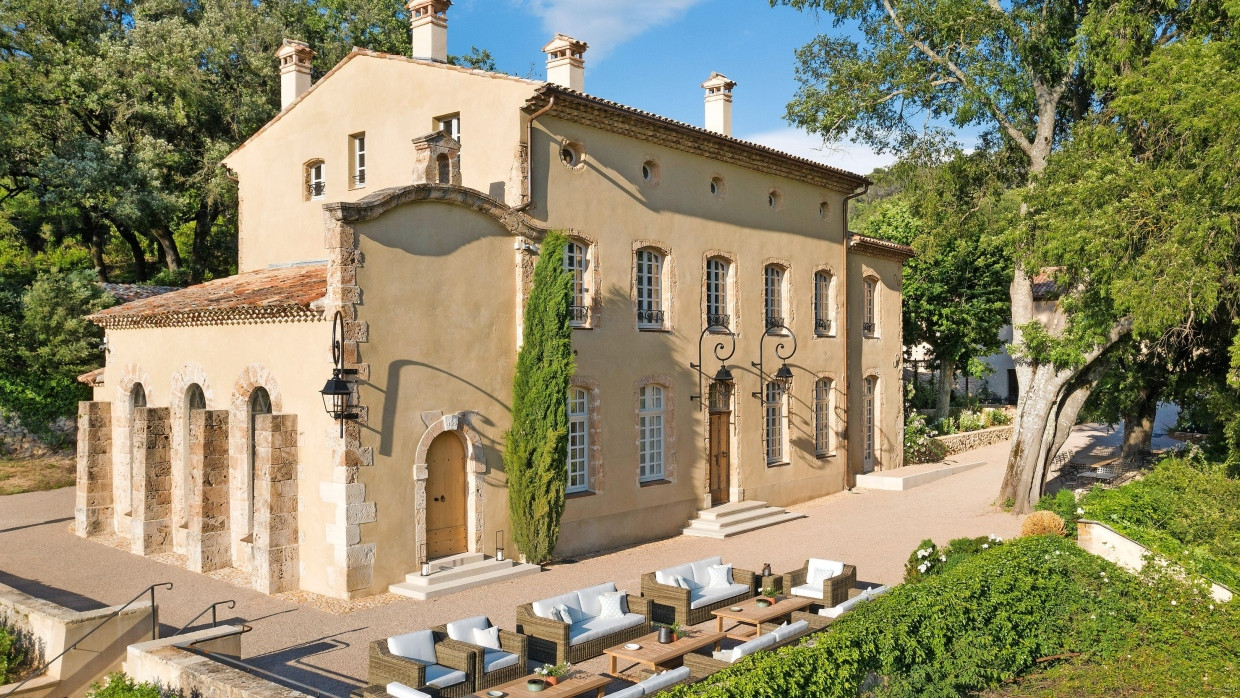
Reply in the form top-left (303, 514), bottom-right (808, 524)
top-left (755, 598), bottom-right (772, 608)
top-left (526, 679), bottom-right (547, 692)
top-left (657, 627), bottom-right (674, 644)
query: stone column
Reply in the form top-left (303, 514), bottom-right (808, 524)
top-left (251, 413), bottom-right (299, 594)
top-left (75, 401), bottom-right (113, 537)
top-left (187, 410), bottom-right (230, 573)
top-left (130, 407), bottom-right (172, 555)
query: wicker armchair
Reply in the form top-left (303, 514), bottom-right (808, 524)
top-left (367, 633), bottom-right (477, 698)
top-left (430, 620), bottom-right (528, 690)
top-left (680, 623), bottom-right (816, 681)
top-left (640, 566), bottom-right (757, 626)
top-left (781, 560), bottom-right (857, 609)
top-left (515, 593), bottom-right (651, 664)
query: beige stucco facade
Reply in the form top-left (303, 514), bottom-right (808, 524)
top-left (77, 43), bottom-right (911, 599)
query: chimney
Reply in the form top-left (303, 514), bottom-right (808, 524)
top-left (702, 72), bottom-right (737, 137)
top-left (542, 34), bottom-right (588, 92)
top-left (275, 40), bottom-right (315, 110)
top-left (408, 0), bottom-right (451, 62)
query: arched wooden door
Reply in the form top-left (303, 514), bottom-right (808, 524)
top-left (425, 432), bottom-right (468, 558)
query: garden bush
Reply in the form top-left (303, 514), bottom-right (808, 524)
top-left (904, 534), bottom-right (1004, 582)
top-left (934, 417), bottom-right (957, 435)
top-left (0, 625), bottom-right (26, 684)
top-left (1034, 488), bottom-right (1081, 537)
top-left (1021, 510), bottom-right (1067, 537)
top-left (984, 407), bottom-right (1012, 427)
top-left (903, 413), bottom-right (946, 464)
top-left (86, 673), bottom-right (167, 698)
top-left (957, 409), bottom-right (986, 432)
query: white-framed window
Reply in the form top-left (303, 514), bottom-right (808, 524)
top-left (565, 241), bottom-right (589, 326)
top-left (567, 388), bottom-right (590, 493)
top-left (636, 248), bottom-right (664, 329)
top-left (814, 271), bottom-right (833, 336)
top-left (436, 113), bottom-right (461, 142)
top-left (764, 265), bottom-right (785, 330)
top-left (306, 161), bottom-right (325, 200)
top-left (864, 376), bottom-right (878, 467)
top-left (637, 385), bottom-right (665, 481)
top-left (706, 257), bottom-right (729, 329)
top-left (764, 381), bottom-right (787, 464)
top-left (351, 134), bottom-right (366, 188)
top-left (863, 278), bottom-right (878, 336)
top-left (815, 378), bottom-right (832, 456)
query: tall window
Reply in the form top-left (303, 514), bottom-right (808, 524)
top-left (248, 388), bottom-right (272, 535)
top-left (814, 378), bottom-right (832, 456)
top-left (636, 249), bottom-right (664, 329)
top-left (864, 377), bottom-right (877, 468)
top-left (182, 384), bottom-right (206, 528)
top-left (567, 388), bottom-right (590, 493)
top-left (436, 114), bottom-right (461, 142)
top-left (863, 278), bottom-right (878, 336)
top-left (814, 271), bottom-right (833, 335)
top-left (764, 265), bottom-right (785, 329)
top-left (637, 385), bottom-right (665, 481)
top-left (706, 257), bottom-right (729, 328)
top-left (128, 383), bottom-right (146, 514)
top-left (306, 161), bottom-right (325, 200)
top-left (764, 381), bottom-right (786, 464)
top-left (565, 241), bottom-right (588, 326)
top-left (351, 134), bottom-right (366, 188)
top-left (436, 153), bottom-right (451, 184)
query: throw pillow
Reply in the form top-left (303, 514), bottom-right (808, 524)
top-left (554, 603), bottom-right (580, 624)
top-left (672, 575), bottom-right (689, 590)
top-left (598, 592), bottom-right (628, 619)
top-left (707, 564), bottom-right (733, 588)
top-left (472, 626), bottom-right (501, 650)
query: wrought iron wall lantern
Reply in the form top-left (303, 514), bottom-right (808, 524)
top-left (495, 529), bottom-right (506, 562)
top-left (751, 323), bottom-right (798, 400)
top-left (689, 323), bottom-right (737, 409)
top-left (320, 310), bottom-right (359, 437)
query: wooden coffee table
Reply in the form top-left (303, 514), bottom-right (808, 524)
top-left (711, 595), bottom-right (814, 639)
top-left (467, 672), bottom-right (609, 697)
top-left (603, 628), bottom-right (726, 675)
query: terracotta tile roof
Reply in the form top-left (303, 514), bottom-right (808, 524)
top-left (77, 367), bottom-right (104, 387)
top-left (88, 263), bottom-right (327, 329)
top-left (99, 283), bottom-right (180, 304)
top-left (1031, 271), bottom-right (1060, 301)
top-left (847, 232), bottom-right (915, 262)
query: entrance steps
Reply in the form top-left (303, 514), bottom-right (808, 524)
top-left (682, 500), bottom-right (805, 539)
top-left (853, 460), bottom-right (985, 491)
top-left (389, 552), bottom-right (541, 601)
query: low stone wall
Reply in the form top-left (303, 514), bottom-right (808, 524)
top-left (0, 582), bottom-right (155, 698)
top-left (125, 626), bottom-right (309, 698)
top-left (934, 425), bottom-right (1013, 457)
top-left (1078, 520), bottom-right (1234, 603)
top-left (0, 414), bottom-right (75, 458)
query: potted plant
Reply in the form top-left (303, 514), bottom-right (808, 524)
top-left (655, 621), bottom-right (685, 644)
top-left (534, 661), bottom-right (571, 686)
top-left (756, 585), bottom-right (779, 608)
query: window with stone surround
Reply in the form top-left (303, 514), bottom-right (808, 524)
top-left (128, 383), bottom-right (146, 514)
top-left (814, 270), bottom-right (834, 336)
top-left (247, 387), bottom-right (271, 536)
top-left (864, 376), bottom-right (878, 468)
top-left (567, 387), bottom-right (590, 493)
top-left (764, 380), bottom-right (787, 465)
top-left (815, 377), bottom-right (833, 456)
top-left (181, 384), bottom-right (205, 529)
top-left (764, 264), bottom-right (786, 330)
top-left (637, 384), bottom-right (665, 481)
top-left (863, 277), bottom-right (879, 337)
top-left (305, 160), bottom-right (325, 200)
top-left (635, 248), bottom-right (665, 329)
top-left (706, 257), bottom-right (730, 329)
top-left (565, 239), bottom-right (592, 327)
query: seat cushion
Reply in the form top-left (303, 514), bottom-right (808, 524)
top-left (807, 559), bottom-right (845, 586)
top-left (689, 582), bottom-right (750, 609)
top-left (567, 613), bottom-right (644, 646)
top-left (444, 615), bottom-right (490, 643)
top-left (598, 591), bottom-right (628, 619)
top-left (790, 583), bottom-right (825, 600)
top-left (575, 582), bottom-right (618, 618)
top-left (821, 593), bottom-right (866, 618)
top-left (728, 631), bottom-right (778, 662)
top-left (772, 619), bottom-right (809, 642)
top-left (532, 591), bottom-right (581, 621)
top-left (482, 649), bottom-right (520, 673)
top-left (385, 682), bottom-right (431, 698)
top-left (606, 684), bottom-right (645, 698)
top-left (655, 562), bottom-right (695, 586)
top-left (423, 664), bottom-right (467, 689)
top-left (472, 626), bottom-right (501, 650)
top-left (689, 556), bottom-right (724, 586)
top-left (640, 667), bottom-right (690, 691)
top-left (387, 630), bottom-right (437, 664)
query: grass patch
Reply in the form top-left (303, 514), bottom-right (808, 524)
top-left (0, 454), bottom-right (74, 495)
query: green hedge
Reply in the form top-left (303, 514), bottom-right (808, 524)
top-left (0, 371), bottom-right (88, 445)
top-left (86, 672), bottom-right (166, 698)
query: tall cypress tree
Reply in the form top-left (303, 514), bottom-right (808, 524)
top-left (504, 231), bottom-right (574, 564)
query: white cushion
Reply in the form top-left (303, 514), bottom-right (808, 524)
top-left (598, 591), bottom-right (627, 619)
top-left (575, 582), bottom-right (618, 617)
top-left (607, 685), bottom-right (644, 698)
top-left (532, 591), bottom-right (581, 621)
top-left (387, 630), bottom-right (437, 664)
top-left (567, 613), bottom-right (644, 646)
top-left (731, 632), bottom-right (778, 660)
top-left (555, 603), bottom-right (582, 624)
top-left (772, 620), bottom-right (809, 642)
top-left (689, 556), bottom-right (724, 585)
top-left (675, 575), bottom-right (701, 592)
top-left (482, 649), bottom-right (520, 673)
top-left (386, 682), bottom-right (431, 698)
top-left (689, 582), bottom-right (750, 609)
top-left (819, 585), bottom-right (891, 618)
top-left (790, 583), bottom-right (825, 600)
top-left (807, 559), bottom-right (845, 586)
top-left (640, 667), bottom-right (690, 691)
top-left (707, 564), bottom-right (733, 588)
top-left (423, 664), bottom-right (466, 688)
top-left (655, 562), bottom-right (695, 586)
top-left (472, 626), bottom-right (500, 650)
top-left (444, 616), bottom-right (490, 643)
top-left (867, 584), bottom-right (891, 598)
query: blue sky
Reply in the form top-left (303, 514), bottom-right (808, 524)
top-left (443, 0), bottom-right (898, 176)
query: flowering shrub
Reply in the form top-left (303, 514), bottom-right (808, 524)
top-left (904, 534), bottom-right (1004, 582)
top-left (957, 409), bottom-right (987, 432)
top-left (1034, 488), bottom-right (1082, 537)
top-left (983, 407), bottom-right (1013, 427)
top-left (904, 413), bottom-right (947, 464)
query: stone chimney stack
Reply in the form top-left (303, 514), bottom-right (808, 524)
top-left (702, 72), bottom-right (737, 137)
top-left (542, 34), bottom-right (588, 92)
top-left (276, 40), bottom-right (315, 110)
top-left (408, 0), bottom-right (451, 62)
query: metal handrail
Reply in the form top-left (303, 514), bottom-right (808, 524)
top-left (182, 631), bottom-right (337, 698)
top-left (175, 600), bottom-right (236, 636)
top-left (2, 582), bottom-right (173, 698)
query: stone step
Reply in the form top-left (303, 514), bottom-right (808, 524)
top-left (853, 460), bottom-right (985, 491)
top-left (390, 557), bottom-right (542, 601)
top-left (694, 500), bottom-right (768, 521)
top-left (682, 504), bottom-right (805, 539)
top-left (685, 505), bottom-right (790, 531)
top-left (408, 552), bottom-right (487, 582)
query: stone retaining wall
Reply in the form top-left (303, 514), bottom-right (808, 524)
top-left (0, 414), bottom-right (75, 458)
top-left (1078, 519), bottom-right (1234, 603)
top-left (934, 425), bottom-right (1013, 457)
top-left (125, 626), bottom-right (309, 698)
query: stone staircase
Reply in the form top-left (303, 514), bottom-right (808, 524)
top-left (389, 552), bottom-right (541, 601)
top-left (682, 500), bottom-right (805, 539)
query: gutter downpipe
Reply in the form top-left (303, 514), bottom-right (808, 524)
top-left (513, 94), bottom-right (556, 214)
top-left (841, 181), bottom-right (870, 490)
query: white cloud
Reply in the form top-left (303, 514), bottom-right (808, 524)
top-left (518, 0), bottom-right (705, 60)
top-left (740, 128), bottom-right (897, 177)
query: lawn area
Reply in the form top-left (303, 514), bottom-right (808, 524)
top-left (0, 453), bottom-right (75, 495)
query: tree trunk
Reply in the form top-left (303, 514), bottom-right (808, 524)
top-left (1042, 380), bottom-right (1093, 488)
top-left (1121, 390), bottom-right (1158, 464)
top-left (148, 226), bottom-right (182, 271)
top-left (190, 201), bottom-right (217, 283)
top-left (116, 227), bottom-right (148, 281)
top-left (937, 360), bottom-right (954, 420)
top-left (89, 225), bottom-right (109, 283)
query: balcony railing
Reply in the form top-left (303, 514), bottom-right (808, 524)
top-left (637, 308), bottom-right (665, 327)
top-left (815, 318), bottom-right (832, 334)
top-left (706, 313), bottom-right (731, 329)
top-left (863, 321), bottom-right (876, 334)
top-left (353, 172), bottom-right (367, 187)
top-left (765, 315), bottom-right (786, 330)
top-left (569, 305), bottom-right (589, 325)
top-left (308, 181), bottom-right (325, 198)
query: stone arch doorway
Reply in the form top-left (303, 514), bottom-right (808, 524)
top-left (424, 433), bottom-right (467, 558)
top-left (414, 413), bottom-right (486, 564)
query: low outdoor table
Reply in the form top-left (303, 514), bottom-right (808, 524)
top-left (602, 628), bottom-right (726, 676)
top-left (711, 595), bottom-right (814, 640)
top-left (466, 672), bottom-right (609, 698)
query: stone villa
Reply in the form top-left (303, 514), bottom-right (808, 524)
top-left (73, 0), bottom-right (913, 600)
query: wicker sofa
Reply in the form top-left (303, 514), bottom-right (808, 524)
top-left (367, 630), bottom-right (477, 698)
top-left (781, 558), bottom-right (857, 608)
top-left (515, 582), bottom-right (651, 664)
top-left (430, 615), bottom-right (527, 691)
top-left (681, 619), bottom-right (814, 681)
top-left (641, 556), bottom-right (756, 626)
top-left (606, 666), bottom-right (692, 698)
